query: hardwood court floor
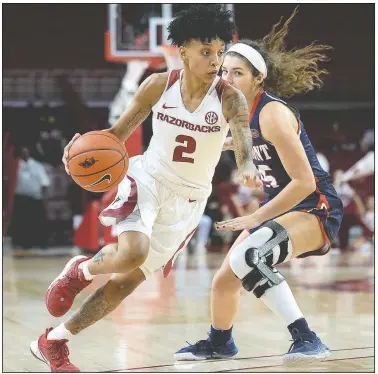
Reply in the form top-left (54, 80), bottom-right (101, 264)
top-left (3, 249), bottom-right (374, 372)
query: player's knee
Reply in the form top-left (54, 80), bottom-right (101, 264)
top-left (212, 266), bottom-right (241, 295)
top-left (229, 220), bottom-right (290, 295)
top-left (119, 247), bottom-right (148, 270)
top-left (116, 240), bottom-right (149, 271)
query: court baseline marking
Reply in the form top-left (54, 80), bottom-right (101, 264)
top-left (215, 355), bottom-right (374, 372)
top-left (104, 346), bottom-right (373, 372)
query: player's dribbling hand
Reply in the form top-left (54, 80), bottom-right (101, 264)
top-left (62, 133), bottom-right (81, 175)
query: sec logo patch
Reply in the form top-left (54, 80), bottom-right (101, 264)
top-left (205, 111), bottom-right (218, 125)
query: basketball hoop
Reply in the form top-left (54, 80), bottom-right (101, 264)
top-left (105, 32), bottom-right (182, 72)
top-left (105, 4), bottom-right (235, 69)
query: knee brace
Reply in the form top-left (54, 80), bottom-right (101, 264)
top-left (229, 220), bottom-right (292, 297)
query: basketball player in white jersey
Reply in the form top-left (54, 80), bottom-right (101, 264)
top-left (30, 5), bottom-right (259, 372)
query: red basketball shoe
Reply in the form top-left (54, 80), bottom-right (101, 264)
top-left (30, 328), bottom-right (80, 372)
top-left (45, 255), bottom-right (92, 317)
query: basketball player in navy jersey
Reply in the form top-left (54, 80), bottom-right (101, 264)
top-left (29, 6), bottom-right (261, 372)
top-left (175, 8), bottom-right (344, 366)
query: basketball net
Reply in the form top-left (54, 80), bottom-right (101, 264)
top-left (108, 60), bottom-right (149, 126)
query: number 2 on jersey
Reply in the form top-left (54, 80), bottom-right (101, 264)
top-left (173, 135), bottom-right (196, 163)
top-left (257, 165), bottom-right (279, 188)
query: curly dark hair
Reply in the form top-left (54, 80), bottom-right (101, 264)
top-left (227, 7), bottom-right (332, 98)
top-left (167, 5), bottom-right (236, 46)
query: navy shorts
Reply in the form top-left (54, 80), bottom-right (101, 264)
top-left (249, 184), bottom-right (344, 258)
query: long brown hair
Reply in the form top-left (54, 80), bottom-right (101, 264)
top-left (229, 7), bottom-right (332, 98)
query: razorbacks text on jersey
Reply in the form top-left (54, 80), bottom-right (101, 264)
top-left (142, 70), bottom-right (229, 198)
top-left (249, 90), bottom-right (343, 254)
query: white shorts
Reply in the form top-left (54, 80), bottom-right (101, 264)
top-left (100, 156), bottom-right (208, 278)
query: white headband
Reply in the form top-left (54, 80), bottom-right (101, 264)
top-left (227, 43), bottom-right (268, 79)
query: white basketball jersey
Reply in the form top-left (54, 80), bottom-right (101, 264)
top-left (142, 69), bottom-right (229, 198)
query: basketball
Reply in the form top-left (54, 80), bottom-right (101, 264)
top-left (67, 131), bottom-right (128, 192)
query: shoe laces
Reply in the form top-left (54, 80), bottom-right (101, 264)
top-left (185, 333), bottom-right (216, 355)
top-left (47, 341), bottom-right (70, 362)
top-left (288, 329), bottom-right (314, 352)
top-left (62, 273), bottom-right (86, 295)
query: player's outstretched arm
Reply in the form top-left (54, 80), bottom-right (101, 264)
top-left (223, 86), bottom-right (260, 188)
top-left (249, 101), bottom-right (316, 224)
top-left (108, 73), bottom-right (168, 142)
top-left (216, 101), bottom-right (317, 231)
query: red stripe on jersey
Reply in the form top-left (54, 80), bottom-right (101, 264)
top-left (166, 69), bottom-right (181, 91)
top-left (314, 177), bottom-right (330, 220)
top-left (100, 176), bottom-right (137, 219)
top-left (163, 227), bottom-right (197, 278)
top-left (249, 89), bottom-right (264, 123)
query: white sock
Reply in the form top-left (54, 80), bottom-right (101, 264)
top-left (79, 260), bottom-right (95, 281)
top-left (47, 323), bottom-right (73, 341)
top-left (260, 281), bottom-right (303, 325)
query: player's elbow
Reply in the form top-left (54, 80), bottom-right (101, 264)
top-left (302, 178), bottom-right (316, 195)
top-left (293, 177), bottom-right (316, 197)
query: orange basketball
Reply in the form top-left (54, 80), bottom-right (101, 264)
top-left (67, 131), bottom-right (128, 192)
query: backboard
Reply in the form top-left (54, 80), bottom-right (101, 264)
top-left (105, 4), bottom-right (235, 67)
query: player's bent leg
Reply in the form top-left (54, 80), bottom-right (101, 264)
top-left (31, 269), bottom-right (146, 372)
top-left (174, 230), bottom-right (249, 361)
top-left (211, 230), bottom-right (249, 330)
top-left (273, 212), bottom-right (331, 366)
top-left (45, 231), bottom-right (149, 317)
top-left (229, 212), bottom-right (330, 366)
top-left (64, 268), bottom-right (146, 334)
top-left (176, 214), bottom-right (330, 363)
top-left (228, 212), bottom-right (326, 293)
top-left (87, 231), bottom-right (150, 275)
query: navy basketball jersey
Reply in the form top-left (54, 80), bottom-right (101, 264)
top-left (250, 90), bottom-right (331, 198)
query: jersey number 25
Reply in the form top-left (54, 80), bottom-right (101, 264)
top-left (257, 165), bottom-right (279, 188)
